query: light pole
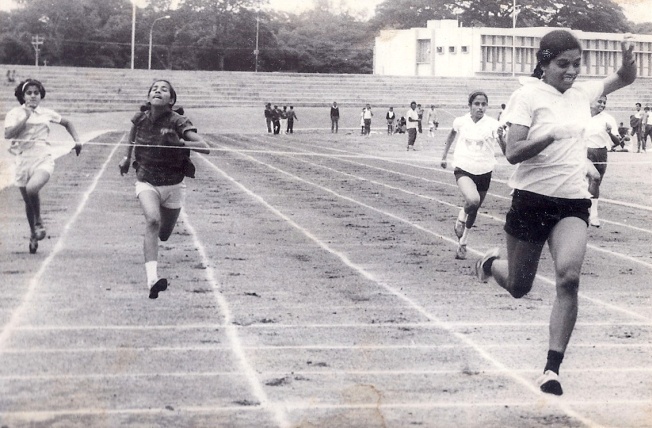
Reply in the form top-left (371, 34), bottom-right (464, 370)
top-left (511, 0), bottom-right (521, 76)
top-left (149, 15), bottom-right (171, 70)
top-left (31, 35), bottom-right (44, 67)
top-left (131, 1), bottom-right (136, 69)
top-left (254, 1), bottom-right (261, 72)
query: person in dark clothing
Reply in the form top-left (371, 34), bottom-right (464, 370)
top-left (271, 105), bottom-right (281, 135)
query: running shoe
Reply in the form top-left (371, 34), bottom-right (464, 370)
top-left (149, 278), bottom-right (168, 299)
top-left (455, 244), bottom-right (467, 260)
top-left (537, 370), bottom-right (563, 396)
top-left (474, 247), bottom-right (500, 282)
top-left (34, 224), bottom-right (46, 241)
top-left (29, 234), bottom-right (38, 254)
top-left (589, 217), bottom-right (601, 228)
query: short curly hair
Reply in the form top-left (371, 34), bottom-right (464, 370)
top-left (14, 79), bottom-right (46, 104)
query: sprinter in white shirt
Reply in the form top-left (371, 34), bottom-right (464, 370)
top-left (441, 91), bottom-right (505, 260)
top-left (475, 29), bottom-right (637, 396)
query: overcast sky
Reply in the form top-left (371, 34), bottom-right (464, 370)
top-left (0, 0), bottom-right (650, 24)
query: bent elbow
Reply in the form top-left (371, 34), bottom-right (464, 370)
top-left (505, 153), bottom-right (520, 165)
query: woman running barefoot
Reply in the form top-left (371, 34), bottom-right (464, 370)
top-left (476, 30), bottom-right (636, 395)
top-left (441, 91), bottom-right (505, 260)
top-left (119, 80), bottom-right (209, 299)
top-left (4, 79), bottom-right (82, 254)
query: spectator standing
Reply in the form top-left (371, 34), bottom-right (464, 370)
top-left (286, 106), bottom-right (298, 134)
top-left (264, 103), bottom-right (272, 133)
top-left (426, 104), bottom-right (439, 137)
top-left (363, 104), bottom-right (373, 136)
top-left (272, 105), bottom-right (281, 135)
top-left (280, 106), bottom-right (288, 134)
top-left (330, 102), bottom-right (340, 133)
top-left (417, 103), bottom-right (424, 133)
top-left (386, 107), bottom-right (396, 135)
top-left (406, 101), bottom-right (419, 150)
top-left (640, 106), bottom-right (652, 152)
top-left (629, 102), bottom-right (642, 149)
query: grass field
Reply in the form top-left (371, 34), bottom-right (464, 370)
top-left (1, 106), bottom-right (652, 427)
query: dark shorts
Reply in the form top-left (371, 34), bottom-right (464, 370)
top-left (454, 168), bottom-right (492, 192)
top-left (587, 147), bottom-right (608, 177)
top-left (504, 189), bottom-right (591, 244)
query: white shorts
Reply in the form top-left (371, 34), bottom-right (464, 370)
top-left (135, 180), bottom-right (186, 209)
top-left (14, 154), bottom-right (55, 187)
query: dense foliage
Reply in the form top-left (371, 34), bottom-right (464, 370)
top-left (0, 0), bottom-right (642, 73)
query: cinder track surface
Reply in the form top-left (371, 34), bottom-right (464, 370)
top-left (1, 108), bottom-right (651, 427)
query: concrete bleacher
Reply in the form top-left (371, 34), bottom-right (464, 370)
top-left (1, 64), bottom-right (650, 115)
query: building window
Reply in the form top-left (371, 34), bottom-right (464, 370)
top-left (436, 46), bottom-right (444, 54)
top-left (417, 39), bottom-right (431, 63)
top-left (449, 46), bottom-right (456, 54)
top-left (461, 46), bottom-right (469, 54)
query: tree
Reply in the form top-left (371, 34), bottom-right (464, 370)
top-left (274, 9), bottom-right (373, 73)
top-left (371, 0), bottom-right (631, 33)
top-left (370, 0), bottom-right (455, 31)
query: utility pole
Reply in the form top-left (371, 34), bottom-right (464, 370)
top-left (31, 35), bottom-right (44, 67)
top-left (254, 0), bottom-right (261, 72)
top-left (511, 0), bottom-right (521, 76)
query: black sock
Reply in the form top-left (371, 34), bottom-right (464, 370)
top-left (544, 350), bottom-right (564, 374)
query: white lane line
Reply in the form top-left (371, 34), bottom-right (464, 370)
top-left (13, 324), bottom-right (225, 331)
top-left (256, 135), bottom-right (652, 221)
top-left (4, 341), bottom-right (651, 354)
top-left (280, 147), bottom-right (652, 271)
top-left (217, 136), bottom-right (652, 322)
top-left (0, 134), bottom-right (125, 350)
top-left (11, 319), bottom-right (652, 332)
top-left (2, 399), bottom-right (648, 420)
top-left (199, 152), bottom-right (603, 428)
top-left (281, 400), bottom-right (651, 410)
top-left (1, 407), bottom-right (266, 419)
top-left (4, 365), bottom-right (652, 382)
top-left (181, 210), bottom-right (291, 428)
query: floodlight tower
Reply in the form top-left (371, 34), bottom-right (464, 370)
top-left (31, 35), bottom-right (45, 67)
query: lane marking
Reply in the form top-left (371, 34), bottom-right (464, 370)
top-left (252, 133), bottom-right (652, 217)
top-left (3, 366), bottom-right (652, 383)
top-left (1, 399), bottom-right (649, 420)
top-left (11, 318), bottom-right (652, 332)
top-left (4, 341), bottom-right (651, 354)
top-left (0, 133), bottom-right (125, 350)
top-left (199, 151), bottom-right (603, 428)
top-left (215, 135), bottom-right (652, 322)
top-left (181, 210), bottom-right (291, 428)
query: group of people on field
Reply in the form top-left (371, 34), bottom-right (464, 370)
top-left (264, 103), bottom-right (298, 135)
top-left (629, 102), bottom-right (652, 152)
top-left (4, 28), bottom-right (638, 398)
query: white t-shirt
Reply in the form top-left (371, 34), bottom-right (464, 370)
top-left (426, 109), bottom-right (438, 124)
top-left (585, 111), bottom-right (618, 149)
top-left (451, 113), bottom-right (501, 175)
top-left (502, 79), bottom-right (604, 199)
top-left (4, 105), bottom-right (61, 156)
top-left (406, 108), bottom-right (419, 129)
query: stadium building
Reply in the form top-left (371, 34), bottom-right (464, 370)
top-left (374, 19), bottom-right (652, 78)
